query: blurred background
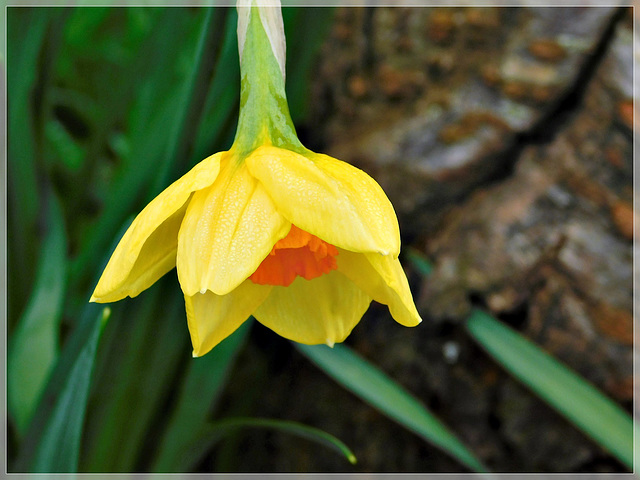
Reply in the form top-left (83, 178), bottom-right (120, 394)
top-left (6, 6), bottom-right (635, 473)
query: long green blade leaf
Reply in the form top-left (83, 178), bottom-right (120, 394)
top-left (181, 417), bottom-right (357, 471)
top-left (465, 309), bottom-right (635, 470)
top-left (7, 8), bottom-right (48, 319)
top-left (8, 192), bottom-right (67, 436)
top-left (151, 8), bottom-right (229, 191)
top-left (81, 284), bottom-right (186, 472)
top-left (406, 247), bottom-right (434, 276)
top-left (13, 219), bottom-right (128, 473)
top-left (296, 343), bottom-right (487, 472)
top-left (23, 307), bottom-right (109, 472)
top-left (151, 321), bottom-right (251, 472)
top-left (191, 11), bottom-right (239, 162)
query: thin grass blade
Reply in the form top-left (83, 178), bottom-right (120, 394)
top-left (7, 8), bottom-right (48, 319)
top-left (296, 343), bottom-right (487, 472)
top-left (151, 8), bottom-right (229, 191)
top-left (465, 309), bottom-right (635, 470)
top-left (8, 192), bottom-right (67, 436)
top-left (16, 307), bottom-right (110, 472)
top-left (406, 247), bottom-right (433, 276)
top-left (179, 417), bottom-right (357, 472)
top-left (80, 283), bottom-right (186, 472)
top-left (151, 321), bottom-right (251, 472)
top-left (191, 11), bottom-right (240, 161)
top-left (13, 220), bottom-right (130, 472)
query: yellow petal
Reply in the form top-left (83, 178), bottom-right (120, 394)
top-left (91, 205), bottom-right (185, 303)
top-left (177, 160), bottom-right (290, 296)
top-left (185, 280), bottom-right (272, 357)
top-left (91, 153), bottom-right (223, 302)
top-left (337, 250), bottom-right (422, 327)
top-left (253, 270), bottom-right (371, 345)
top-left (245, 145), bottom-right (400, 255)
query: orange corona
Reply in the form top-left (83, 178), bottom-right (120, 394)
top-left (250, 224), bottom-right (338, 286)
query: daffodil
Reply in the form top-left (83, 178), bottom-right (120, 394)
top-left (91, 1), bottom-right (421, 357)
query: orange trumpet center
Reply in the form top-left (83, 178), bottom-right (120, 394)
top-left (249, 224), bottom-right (338, 287)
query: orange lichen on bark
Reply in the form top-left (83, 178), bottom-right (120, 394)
top-left (250, 224), bottom-right (338, 286)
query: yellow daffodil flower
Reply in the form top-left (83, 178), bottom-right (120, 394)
top-left (91, 1), bottom-right (421, 357)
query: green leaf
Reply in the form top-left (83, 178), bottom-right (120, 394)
top-left (63, 7), bottom-right (111, 46)
top-left (296, 343), bottom-right (487, 472)
top-left (16, 307), bottom-right (110, 472)
top-left (180, 417), bottom-right (357, 471)
top-left (151, 321), bottom-right (251, 472)
top-left (13, 218), bottom-right (128, 472)
top-left (7, 7), bottom-right (45, 223)
top-left (8, 192), bottom-right (67, 436)
top-left (80, 282), bottom-right (187, 472)
top-left (45, 119), bottom-right (87, 171)
top-left (465, 309), bottom-right (635, 470)
top-left (7, 8), bottom-right (49, 320)
top-left (150, 7), bottom-right (229, 192)
top-left (406, 247), bottom-right (433, 276)
top-left (191, 11), bottom-right (240, 162)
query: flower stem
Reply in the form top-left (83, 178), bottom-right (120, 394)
top-left (232, 1), bottom-right (303, 155)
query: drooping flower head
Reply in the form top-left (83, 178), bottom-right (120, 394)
top-left (91, 0), bottom-right (421, 357)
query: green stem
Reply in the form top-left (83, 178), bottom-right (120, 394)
top-left (231, 5), bottom-right (302, 155)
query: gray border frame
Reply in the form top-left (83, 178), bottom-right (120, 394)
top-left (2, 2), bottom-right (637, 478)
